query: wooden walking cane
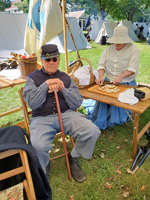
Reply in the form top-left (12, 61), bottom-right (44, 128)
top-left (54, 91), bottom-right (72, 181)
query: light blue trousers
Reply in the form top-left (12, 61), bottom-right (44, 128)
top-left (29, 110), bottom-right (101, 172)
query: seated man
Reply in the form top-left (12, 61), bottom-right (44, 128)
top-left (22, 44), bottom-right (101, 183)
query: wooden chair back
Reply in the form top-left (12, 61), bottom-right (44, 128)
top-left (0, 149), bottom-right (36, 200)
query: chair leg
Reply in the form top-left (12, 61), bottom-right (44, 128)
top-left (20, 150), bottom-right (36, 199)
top-left (23, 180), bottom-right (31, 200)
top-left (70, 136), bottom-right (75, 148)
top-left (54, 91), bottom-right (72, 181)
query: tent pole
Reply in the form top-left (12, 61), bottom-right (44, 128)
top-left (59, 5), bottom-right (80, 60)
top-left (62, 0), bottom-right (68, 74)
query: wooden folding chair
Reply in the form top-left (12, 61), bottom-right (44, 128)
top-left (18, 87), bottom-right (74, 181)
top-left (0, 149), bottom-right (36, 200)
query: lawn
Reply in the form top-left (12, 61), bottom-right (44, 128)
top-left (0, 40), bottom-right (150, 200)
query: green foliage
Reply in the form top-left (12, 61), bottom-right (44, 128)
top-left (49, 107), bottom-right (150, 199)
top-left (0, 0), bottom-right (11, 11)
top-left (15, 0), bottom-right (29, 13)
top-left (66, 0), bottom-right (150, 22)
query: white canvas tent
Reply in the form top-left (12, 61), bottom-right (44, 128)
top-left (133, 22), bottom-right (149, 38)
top-left (89, 19), bottom-right (108, 40)
top-left (0, 12), bottom-right (28, 61)
top-left (95, 22), bottom-right (118, 43)
top-left (47, 17), bottom-right (91, 53)
top-left (0, 14), bottom-right (91, 62)
top-left (120, 20), bottom-right (139, 41)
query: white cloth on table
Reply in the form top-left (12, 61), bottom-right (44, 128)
top-left (0, 69), bottom-right (21, 80)
top-left (118, 88), bottom-right (139, 105)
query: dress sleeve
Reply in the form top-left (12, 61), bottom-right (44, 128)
top-left (97, 48), bottom-right (107, 71)
top-left (127, 46), bottom-right (139, 74)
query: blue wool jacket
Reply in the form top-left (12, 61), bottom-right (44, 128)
top-left (28, 69), bottom-right (71, 117)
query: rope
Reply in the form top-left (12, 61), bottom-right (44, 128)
top-left (18, 58), bottom-right (37, 64)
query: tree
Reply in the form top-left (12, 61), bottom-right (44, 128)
top-left (65, 0), bottom-right (99, 16)
top-left (15, 0), bottom-right (29, 13)
top-left (93, 0), bottom-right (117, 20)
top-left (107, 0), bottom-right (150, 22)
top-left (0, 0), bottom-right (11, 12)
top-left (65, 0), bottom-right (117, 19)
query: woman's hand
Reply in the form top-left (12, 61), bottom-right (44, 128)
top-left (96, 77), bottom-right (104, 85)
top-left (96, 69), bottom-right (105, 85)
top-left (113, 77), bottom-right (122, 85)
top-left (113, 71), bottom-right (134, 85)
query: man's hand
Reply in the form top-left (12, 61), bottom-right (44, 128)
top-left (46, 78), bottom-right (64, 89)
top-left (48, 84), bottom-right (64, 93)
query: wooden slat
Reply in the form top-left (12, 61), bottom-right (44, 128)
top-left (14, 121), bottom-right (25, 129)
top-left (0, 149), bottom-right (20, 159)
top-left (0, 107), bottom-right (22, 118)
top-left (138, 121), bottom-right (150, 141)
top-left (0, 166), bottom-right (24, 181)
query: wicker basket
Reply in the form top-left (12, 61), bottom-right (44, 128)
top-left (68, 59), bottom-right (83, 74)
top-left (17, 56), bottom-right (37, 78)
top-left (69, 58), bottom-right (95, 88)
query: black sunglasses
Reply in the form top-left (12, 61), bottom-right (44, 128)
top-left (45, 57), bottom-right (58, 62)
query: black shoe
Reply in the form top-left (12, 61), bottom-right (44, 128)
top-left (46, 161), bottom-right (51, 180)
top-left (68, 153), bottom-right (86, 183)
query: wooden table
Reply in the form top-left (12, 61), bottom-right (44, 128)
top-left (0, 76), bottom-right (26, 89)
top-left (79, 84), bottom-right (150, 158)
top-left (0, 76), bottom-right (26, 128)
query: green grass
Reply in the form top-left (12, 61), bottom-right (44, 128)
top-left (0, 40), bottom-right (150, 199)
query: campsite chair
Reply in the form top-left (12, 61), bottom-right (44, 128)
top-left (0, 149), bottom-right (36, 200)
top-left (18, 87), bottom-right (74, 181)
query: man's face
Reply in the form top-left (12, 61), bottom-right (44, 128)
top-left (41, 57), bottom-right (60, 75)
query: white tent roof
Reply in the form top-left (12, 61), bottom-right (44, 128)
top-left (0, 14), bottom-right (91, 62)
top-left (95, 22), bottom-right (118, 43)
top-left (120, 20), bottom-right (139, 41)
top-left (0, 12), bottom-right (28, 61)
top-left (47, 17), bottom-right (91, 53)
top-left (89, 19), bottom-right (108, 40)
top-left (133, 22), bottom-right (149, 38)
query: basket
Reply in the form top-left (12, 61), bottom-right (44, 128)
top-left (69, 58), bottom-right (95, 88)
top-left (68, 59), bottom-right (83, 74)
top-left (17, 56), bottom-right (37, 78)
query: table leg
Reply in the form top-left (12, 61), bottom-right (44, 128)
top-left (132, 113), bottom-right (139, 158)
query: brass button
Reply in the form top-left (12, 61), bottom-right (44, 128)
top-left (54, 101), bottom-right (55, 103)
top-left (54, 108), bottom-right (55, 110)
top-left (53, 112), bottom-right (55, 114)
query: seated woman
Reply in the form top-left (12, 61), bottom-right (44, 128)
top-left (83, 25), bottom-right (140, 130)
